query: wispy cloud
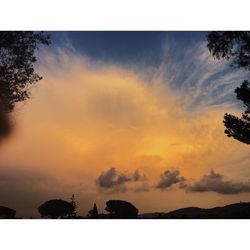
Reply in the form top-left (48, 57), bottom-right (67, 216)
top-left (158, 41), bottom-right (248, 110)
top-left (1, 35), bottom-right (250, 214)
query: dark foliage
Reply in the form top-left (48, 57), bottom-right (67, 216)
top-left (88, 203), bottom-right (98, 218)
top-left (207, 32), bottom-right (250, 144)
top-left (207, 31), bottom-right (250, 70)
top-left (38, 199), bottom-right (75, 219)
top-left (0, 31), bottom-right (50, 140)
top-left (0, 205), bottom-right (16, 218)
top-left (105, 200), bottom-right (138, 218)
top-left (69, 194), bottom-right (77, 217)
top-left (223, 81), bottom-right (250, 144)
top-left (224, 112), bottom-right (250, 144)
top-left (0, 31), bottom-right (50, 112)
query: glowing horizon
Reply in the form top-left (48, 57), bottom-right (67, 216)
top-left (0, 32), bottom-right (250, 218)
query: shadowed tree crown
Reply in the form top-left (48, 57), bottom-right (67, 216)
top-left (38, 199), bottom-right (75, 219)
top-left (0, 32), bottom-right (50, 112)
top-left (207, 31), bottom-right (250, 144)
top-left (0, 205), bottom-right (16, 219)
top-left (105, 200), bottom-right (138, 218)
top-left (0, 31), bottom-right (50, 140)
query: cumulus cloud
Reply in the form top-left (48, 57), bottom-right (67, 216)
top-left (132, 169), bottom-right (147, 182)
top-left (2, 37), bottom-right (250, 214)
top-left (156, 169), bottom-right (186, 190)
top-left (96, 167), bottom-right (147, 193)
top-left (183, 170), bottom-right (250, 194)
top-left (96, 168), bottom-right (130, 189)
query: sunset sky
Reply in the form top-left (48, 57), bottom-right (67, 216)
top-left (1, 31), bottom-right (250, 218)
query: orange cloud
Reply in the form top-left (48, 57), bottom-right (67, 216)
top-left (0, 46), bottom-right (250, 216)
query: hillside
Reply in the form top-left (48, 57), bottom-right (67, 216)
top-left (139, 202), bottom-right (250, 219)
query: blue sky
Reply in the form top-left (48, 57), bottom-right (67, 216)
top-left (49, 31), bottom-right (206, 67)
top-left (2, 31), bottom-right (250, 217)
top-left (45, 31), bottom-right (248, 109)
top-left (46, 31), bottom-right (240, 107)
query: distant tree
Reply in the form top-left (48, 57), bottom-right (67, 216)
top-left (0, 32), bottom-right (50, 140)
top-left (207, 31), bottom-right (250, 144)
top-left (38, 199), bottom-right (75, 219)
top-left (105, 200), bottom-right (138, 218)
top-left (70, 194), bottom-right (77, 217)
top-left (0, 206), bottom-right (16, 219)
top-left (88, 203), bottom-right (98, 218)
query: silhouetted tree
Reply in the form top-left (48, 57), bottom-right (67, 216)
top-left (207, 31), bottom-right (250, 144)
top-left (69, 194), bottom-right (77, 217)
top-left (88, 203), bottom-right (98, 218)
top-left (38, 199), bottom-right (75, 219)
top-left (0, 206), bottom-right (16, 218)
top-left (105, 200), bottom-right (138, 218)
top-left (0, 32), bottom-right (50, 140)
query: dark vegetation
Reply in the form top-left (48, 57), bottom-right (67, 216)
top-left (0, 205), bottom-right (16, 218)
top-left (38, 199), bottom-right (76, 219)
top-left (0, 32), bottom-right (249, 219)
top-left (104, 200), bottom-right (138, 218)
top-left (36, 196), bottom-right (139, 219)
top-left (0, 31), bottom-right (50, 140)
top-left (1, 198), bottom-right (250, 219)
top-left (207, 31), bottom-right (250, 144)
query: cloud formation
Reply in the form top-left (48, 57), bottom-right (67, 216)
top-left (183, 170), bottom-right (250, 194)
top-left (2, 37), bottom-right (250, 215)
top-left (96, 167), bottom-right (147, 193)
top-left (156, 169), bottom-right (186, 190)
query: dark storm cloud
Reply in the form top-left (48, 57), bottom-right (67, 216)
top-left (156, 169), bottom-right (186, 190)
top-left (183, 170), bottom-right (250, 194)
top-left (96, 167), bottom-right (147, 193)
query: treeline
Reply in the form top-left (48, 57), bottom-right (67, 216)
top-left (0, 195), bottom-right (139, 219)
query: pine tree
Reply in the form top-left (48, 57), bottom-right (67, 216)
top-left (207, 32), bottom-right (250, 144)
top-left (70, 194), bottom-right (77, 217)
top-left (88, 203), bottom-right (98, 218)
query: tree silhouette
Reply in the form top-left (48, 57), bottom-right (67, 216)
top-left (0, 205), bottom-right (16, 219)
top-left (0, 32), bottom-right (50, 140)
top-left (70, 194), bottom-right (77, 217)
top-left (38, 199), bottom-right (75, 219)
top-left (88, 203), bottom-right (98, 218)
top-left (207, 31), bottom-right (250, 144)
top-left (105, 200), bottom-right (138, 218)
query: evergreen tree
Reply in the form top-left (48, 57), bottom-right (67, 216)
top-left (70, 194), bottom-right (77, 217)
top-left (88, 203), bottom-right (98, 218)
top-left (207, 32), bottom-right (250, 144)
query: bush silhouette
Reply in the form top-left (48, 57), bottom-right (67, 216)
top-left (38, 199), bottom-right (75, 219)
top-left (0, 206), bottom-right (16, 219)
top-left (105, 200), bottom-right (138, 218)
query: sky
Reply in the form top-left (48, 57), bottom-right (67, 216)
top-left (1, 31), bottom-right (250, 218)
